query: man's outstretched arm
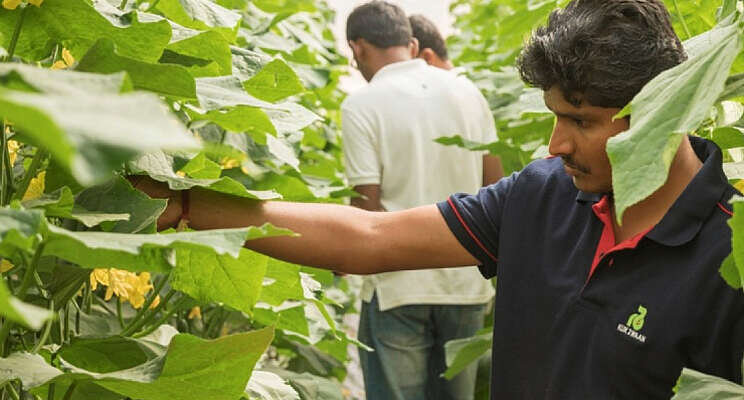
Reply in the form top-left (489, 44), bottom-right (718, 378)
top-left (139, 180), bottom-right (479, 275)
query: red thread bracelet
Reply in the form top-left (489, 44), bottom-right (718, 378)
top-left (180, 190), bottom-right (191, 224)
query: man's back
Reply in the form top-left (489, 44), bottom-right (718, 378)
top-left (342, 59), bottom-right (495, 211)
top-left (341, 59), bottom-right (495, 310)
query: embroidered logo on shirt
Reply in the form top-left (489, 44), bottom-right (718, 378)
top-left (617, 305), bottom-right (647, 343)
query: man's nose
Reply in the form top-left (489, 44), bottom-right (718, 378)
top-left (548, 119), bottom-right (574, 157)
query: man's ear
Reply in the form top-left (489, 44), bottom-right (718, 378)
top-left (420, 48), bottom-right (438, 66)
top-left (410, 38), bottom-right (420, 58)
top-left (348, 39), bottom-right (365, 59)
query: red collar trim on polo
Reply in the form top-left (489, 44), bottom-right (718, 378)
top-left (588, 196), bottom-right (653, 280)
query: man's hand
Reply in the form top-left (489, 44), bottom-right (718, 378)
top-left (127, 176), bottom-right (182, 230)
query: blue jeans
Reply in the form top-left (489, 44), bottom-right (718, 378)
top-left (358, 294), bottom-right (488, 400)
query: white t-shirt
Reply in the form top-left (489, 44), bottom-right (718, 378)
top-left (341, 59), bottom-right (497, 311)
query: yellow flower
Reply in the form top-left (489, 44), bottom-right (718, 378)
top-left (220, 157), bottom-right (241, 170)
top-left (0, 260), bottom-right (13, 273)
top-left (27, 0), bottom-right (42, 6)
top-left (104, 269), bottom-right (134, 301)
top-left (22, 171), bottom-right (45, 201)
top-left (51, 49), bottom-right (74, 70)
top-left (188, 306), bottom-right (201, 319)
top-left (7, 140), bottom-right (19, 166)
top-left (90, 268), bottom-right (157, 309)
top-left (2, 0), bottom-right (22, 10)
top-left (90, 268), bottom-right (110, 290)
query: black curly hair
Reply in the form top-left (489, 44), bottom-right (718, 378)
top-left (517, 0), bottom-right (687, 108)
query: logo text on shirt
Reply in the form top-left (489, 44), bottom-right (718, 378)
top-left (617, 305), bottom-right (647, 343)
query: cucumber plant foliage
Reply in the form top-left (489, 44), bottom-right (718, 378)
top-left (0, 0), bottom-right (355, 399)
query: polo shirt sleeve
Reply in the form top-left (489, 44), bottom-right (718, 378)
top-left (437, 172), bottom-right (519, 279)
top-left (341, 104), bottom-right (381, 186)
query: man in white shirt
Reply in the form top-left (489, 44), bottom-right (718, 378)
top-left (342, 2), bottom-right (500, 399)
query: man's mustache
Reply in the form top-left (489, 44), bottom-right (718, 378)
top-left (561, 157), bottom-right (590, 174)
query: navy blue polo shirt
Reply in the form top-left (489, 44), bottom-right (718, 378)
top-left (437, 137), bottom-right (744, 399)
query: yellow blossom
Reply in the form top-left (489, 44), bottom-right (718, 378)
top-left (90, 268), bottom-right (157, 309)
top-left (188, 306), bottom-right (201, 319)
top-left (7, 140), bottom-right (19, 166)
top-left (27, 0), bottom-right (42, 6)
top-left (22, 171), bottom-right (45, 201)
top-left (90, 268), bottom-right (110, 291)
top-left (51, 49), bottom-right (74, 70)
top-left (220, 157), bottom-right (241, 170)
top-left (1, 0), bottom-right (22, 10)
top-left (0, 260), bottom-right (13, 273)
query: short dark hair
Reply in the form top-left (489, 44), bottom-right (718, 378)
top-left (346, 1), bottom-right (412, 48)
top-left (517, 0), bottom-right (687, 108)
top-left (409, 14), bottom-right (449, 60)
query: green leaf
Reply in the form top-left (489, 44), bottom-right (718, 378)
top-left (74, 176), bottom-right (167, 233)
top-left (163, 29), bottom-right (232, 77)
top-left (244, 59), bottom-right (305, 102)
top-left (245, 370), bottom-right (300, 400)
top-left (265, 367), bottom-right (343, 400)
top-left (42, 224), bottom-right (277, 272)
top-left (0, 280), bottom-right (54, 330)
top-left (443, 331), bottom-right (493, 380)
top-left (22, 187), bottom-right (131, 228)
top-left (259, 258), bottom-right (305, 306)
top-left (172, 248), bottom-right (269, 314)
top-left (671, 368), bottom-right (744, 399)
top-left (128, 151), bottom-right (281, 200)
top-left (179, 152), bottom-right (222, 179)
top-left (711, 127), bottom-right (744, 150)
top-left (0, 10), bottom-right (54, 61)
top-left (76, 39), bottom-right (196, 99)
top-left (188, 105), bottom-right (277, 136)
top-left (0, 63), bottom-right (130, 95)
top-left (0, 353), bottom-right (62, 388)
top-left (252, 0), bottom-right (316, 13)
top-left (59, 336), bottom-right (163, 374)
top-left (37, 0), bottom-right (172, 63)
top-left (0, 87), bottom-right (200, 186)
top-left (728, 198), bottom-right (744, 291)
top-left (97, 329), bottom-right (274, 400)
top-left (0, 207), bottom-right (45, 256)
top-left (194, 76), bottom-right (320, 133)
top-left (154, 0), bottom-right (242, 42)
top-left (606, 21), bottom-right (743, 221)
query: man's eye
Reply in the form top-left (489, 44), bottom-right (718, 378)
top-left (573, 118), bottom-right (586, 128)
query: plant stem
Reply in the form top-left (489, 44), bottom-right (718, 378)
top-left (1, 123), bottom-right (9, 207)
top-left (32, 300), bottom-right (54, 353)
top-left (11, 148), bottom-right (47, 202)
top-left (121, 288), bottom-right (174, 336)
top-left (47, 383), bottom-right (55, 400)
top-left (125, 273), bottom-right (169, 330)
top-left (133, 297), bottom-right (188, 338)
top-left (0, 244), bottom-right (45, 355)
top-left (5, 6), bottom-right (28, 61)
top-left (116, 298), bottom-right (125, 329)
top-left (4, 383), bottom-right (19, 400)
top-left (61, 383), bottom-right (77, 400)
top-left (15, 244), bottom-right (45, 302)
top-left (118, 0), bottom-right (128, 9)
top-left (671, 0), bottom-right (692, 39)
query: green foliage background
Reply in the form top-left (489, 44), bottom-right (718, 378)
top-left (0, 0), bottom-right (359, 399)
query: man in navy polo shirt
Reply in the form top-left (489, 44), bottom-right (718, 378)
top-left (134, 0), bottom-right (744, 398)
